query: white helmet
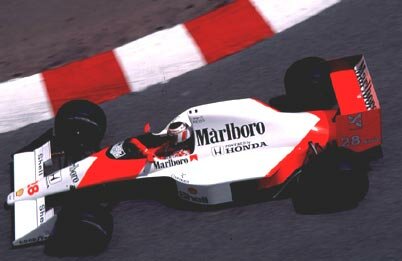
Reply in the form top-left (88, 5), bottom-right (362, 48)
top-left (167, 122), bottom-right (191, 144)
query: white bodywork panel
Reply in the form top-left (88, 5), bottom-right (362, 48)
top-left (144, 99), bottom-right (320, 204)
top-left (8, 99), bottom-right (321, 241)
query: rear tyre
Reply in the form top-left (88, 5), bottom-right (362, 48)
top-left (291, 147), bottom-right (369, 214)
top-left (283, 57), bottom-right (336, 111)
top-left (45, 205), bottom-right (113, 256)
top-left (54, 100), bottom-right (106, 157)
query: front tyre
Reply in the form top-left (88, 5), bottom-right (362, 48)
top-left (45, 205), bottom-right (113, 256)
top-left (54, 100), bottom-right (106, 157)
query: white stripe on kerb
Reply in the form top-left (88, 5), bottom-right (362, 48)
top-left (114, 24), bottom-right (206, 92)
top-left (250, 0), bottom-right (341, 33)
top-left (0, 74), bottom-right (53, 133)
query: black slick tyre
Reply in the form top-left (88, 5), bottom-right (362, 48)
top-left (284, 57), bottom-right (336, 111)
top-left (45, 205), bottom-right (113, 256)
top-left (291, 147), bottom-right (369, 214)
top-left (54, 100), bottom-right (106, 156)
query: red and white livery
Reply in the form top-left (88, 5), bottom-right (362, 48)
top-left (5, 55), bottom-right (382, 249)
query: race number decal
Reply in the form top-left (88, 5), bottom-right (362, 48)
top-left (27, 181), bottom-right (39, 196)
top-left (341, 136), bottom-right (361, 147)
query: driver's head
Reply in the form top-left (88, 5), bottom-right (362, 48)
top-left (167, 122), bottom-right (191, 145)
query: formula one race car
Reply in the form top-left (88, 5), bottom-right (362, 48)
top-left (5, 55), bottom-right (382, 254)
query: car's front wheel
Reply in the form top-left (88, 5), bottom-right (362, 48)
top-left (45, 205), bottom-right (113, 256)
top-left (54, 100), bottom-right (106, 159)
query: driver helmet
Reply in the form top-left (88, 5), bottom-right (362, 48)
top-left (167, 122), bottom-right (191, 144)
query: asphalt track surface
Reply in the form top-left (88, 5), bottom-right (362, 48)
top-left (0, 0), bottom-right (229, 82)
top-left (1, 0), bottom-right (402, 260)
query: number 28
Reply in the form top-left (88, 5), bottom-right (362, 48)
top-left (341, 136), bottom-right (361, 147)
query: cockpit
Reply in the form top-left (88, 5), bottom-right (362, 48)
top-left (106, 122), bottom-right (195, 160)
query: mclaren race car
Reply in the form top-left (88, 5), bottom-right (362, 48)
top-left (5, 55), bottom-right (382, 254)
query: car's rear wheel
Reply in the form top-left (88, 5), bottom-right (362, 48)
top-left (291, 147), bottom-right (369, 214)
top-left (283, 57), bottom-right (337, 111)
top-left (54, 100), bottom-right (106, 157)
top-left (45, 205), bottom-right (113, 256)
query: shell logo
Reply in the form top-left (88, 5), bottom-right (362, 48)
top-left (16, 188), bottom-right (24, 197)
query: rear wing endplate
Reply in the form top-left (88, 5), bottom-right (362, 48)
top-left (329, 55), bottom-right (382, 152)
top-left (329, 55), bottom-right (380, 114)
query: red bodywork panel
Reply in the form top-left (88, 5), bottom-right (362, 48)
top-left (76, 139), bottom-right (182, 189)
top-left (260, 55), bottom-right (382, 189)
top-left (77, 148), bottom-right (147, 189)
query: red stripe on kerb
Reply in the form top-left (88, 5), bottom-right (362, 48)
top-left (330, 70), bottom-right (367, 115)
top-left (185, 0), bottom-right (274, 64)
top-left (43, 51), bottom-right (130, 114)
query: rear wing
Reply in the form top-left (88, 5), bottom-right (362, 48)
top-left (11, 141), bottom-right (57, 246)
top-left (329, 55), bottom-right (381, 153)
top-left (329, 55), bottom-right (380, 113)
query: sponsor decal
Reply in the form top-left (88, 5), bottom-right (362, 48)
top-left (18, 235), bottom-right (49, 245)
top-left (363, 137), bottom-right (381, 144)
top-left (342, 135), bottom-right (380, 147)
top-left (47, 172), bottom-right (62, 186)
top-left (172, 173), bottom-right (189, 184)
top-left (154, 158), bottom-right (188, 169)
top-left (192, 116), bottom-right (205, 124)
top-left (110, 141), bottom-right (126, 159)
top-left (39, 204), bottom-right (45, 224)
top-left (348, 113), bottom-right (362, 129)
top-left (16, 188), bottom-right (24, 197)
top-left (211, 141), bottom-right (268, 156)
top-left (195, 122), bottom-right (265, 146)
top-left (69, 163), bottom-right (79, 183)
top-left (355, 60), bottom-right (376, 110)
top-left (189, 154), bottom-right (198, 161)
top-left (37, 153), bottom-right (44, 178)
top-left (154, 154), bottom-right (198, 170)
top-left (178, 190), bottom-right (208, 203)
